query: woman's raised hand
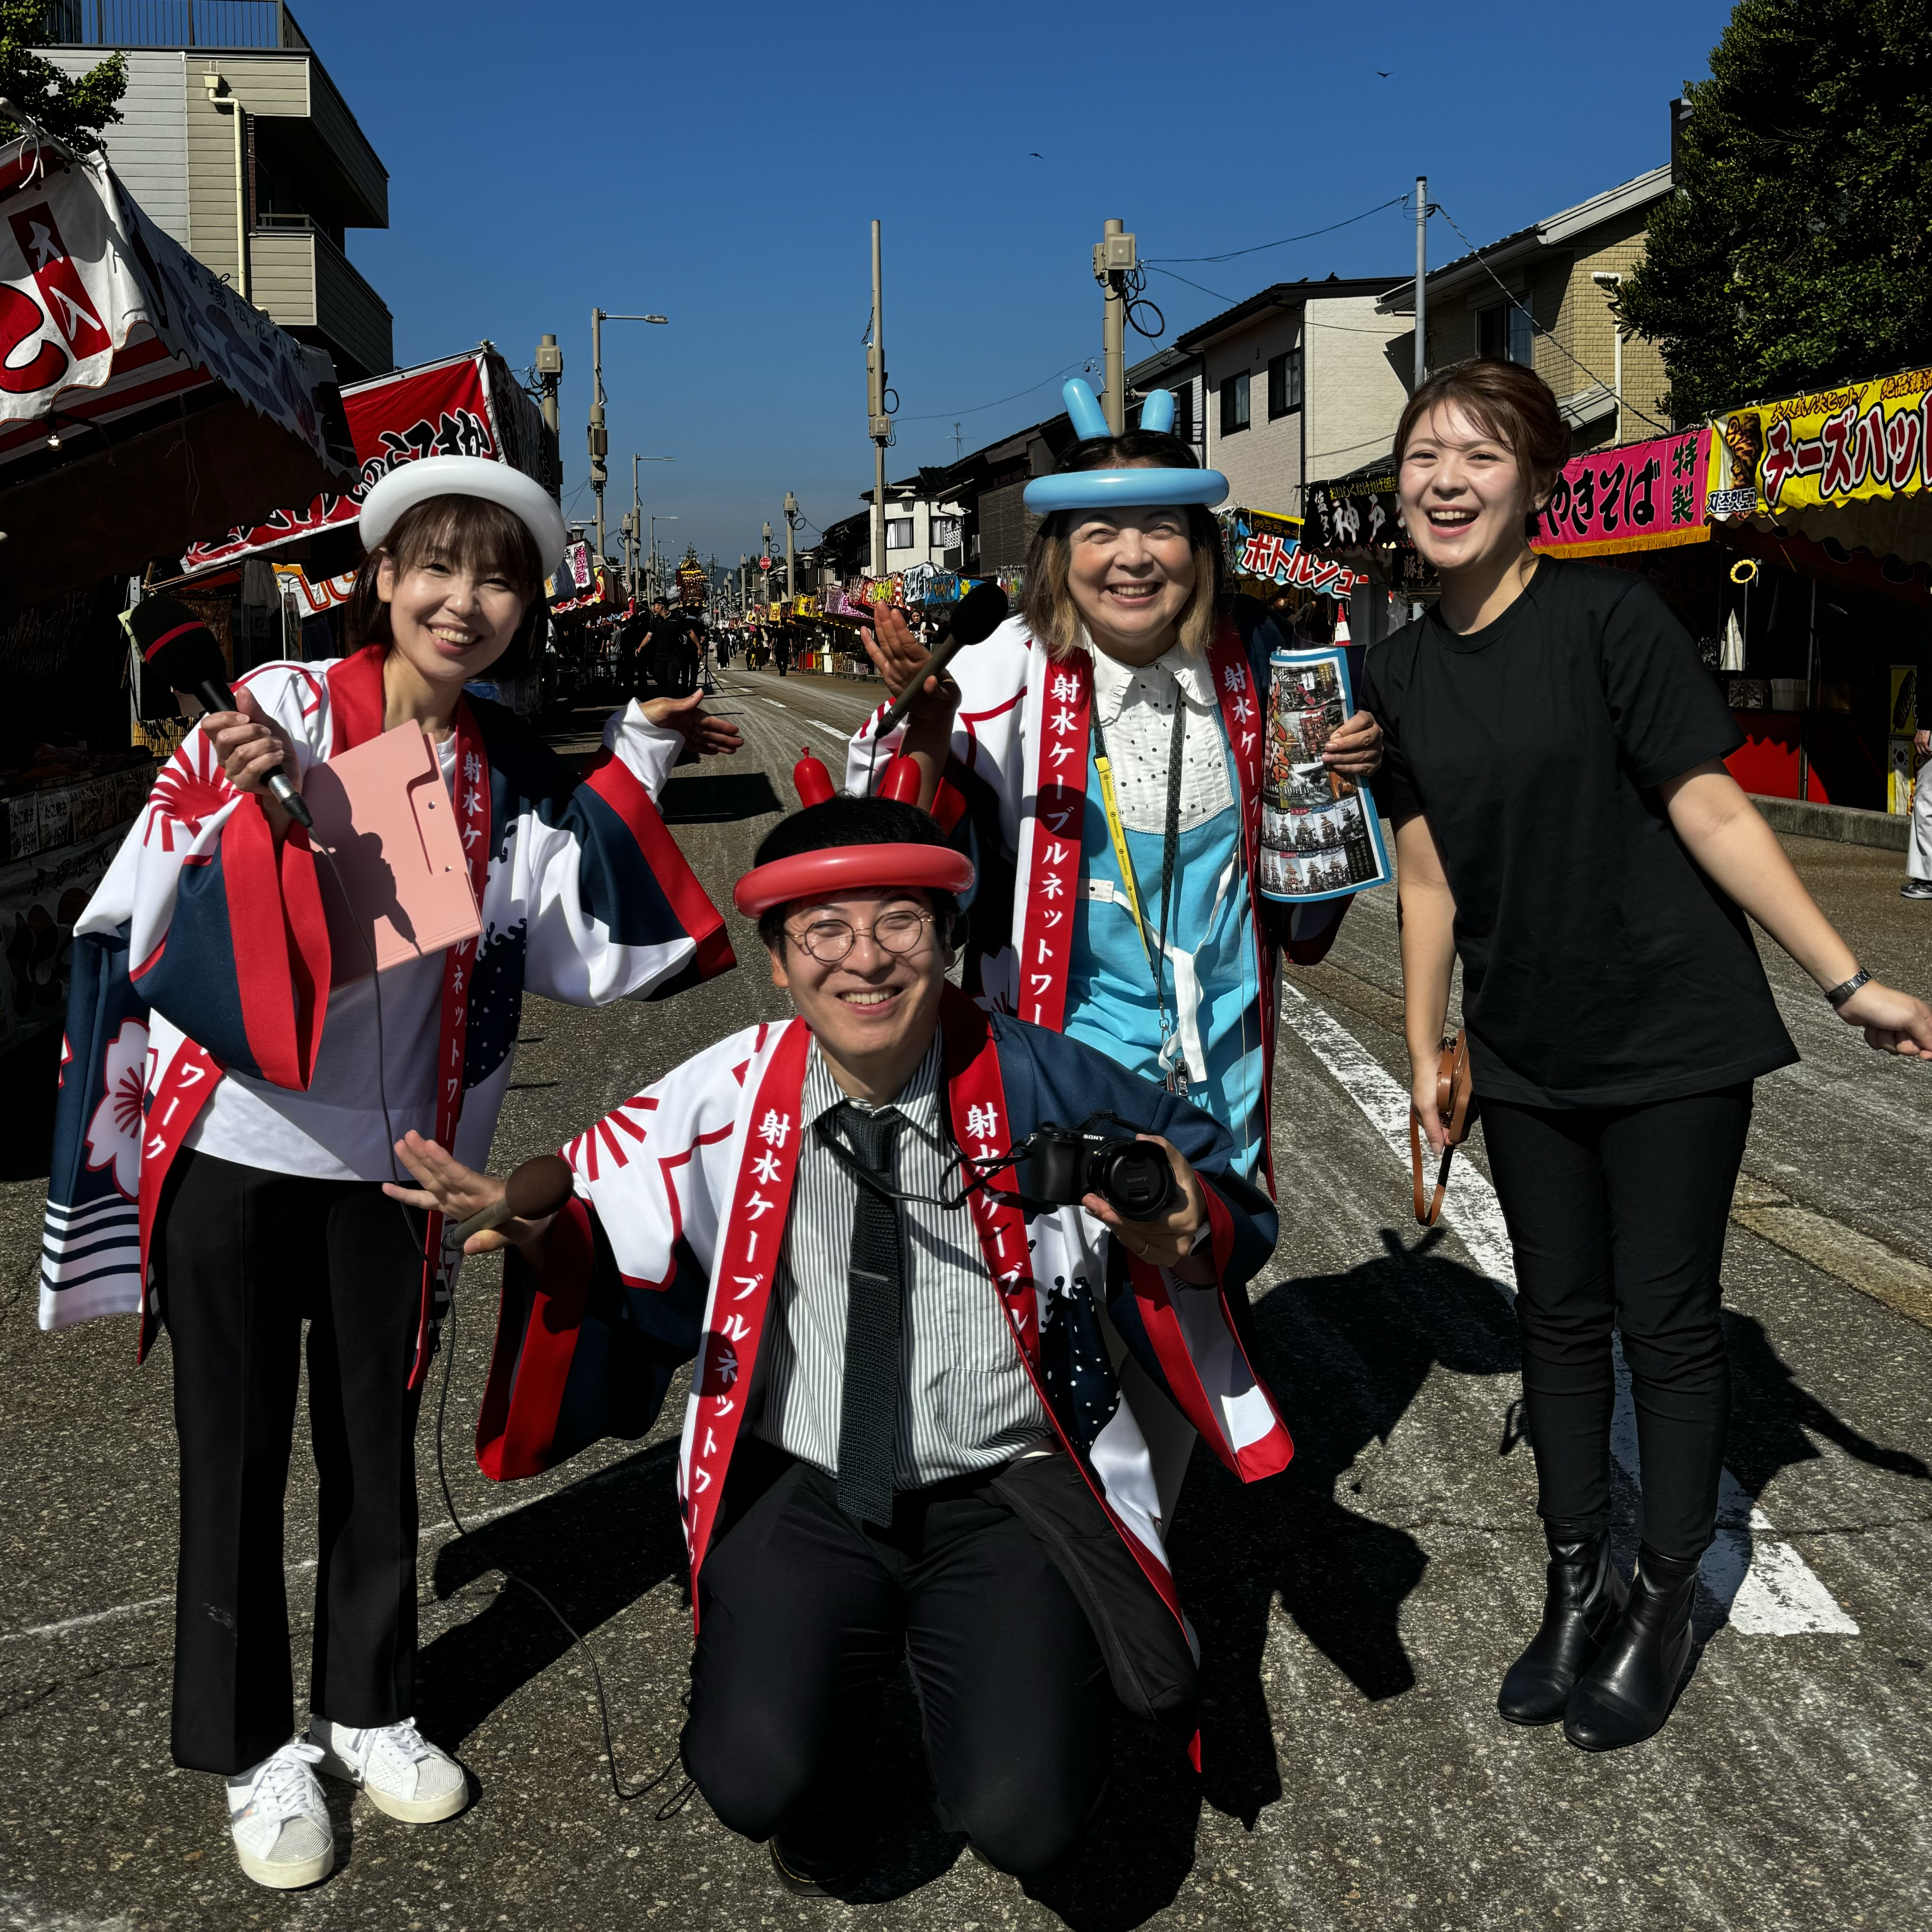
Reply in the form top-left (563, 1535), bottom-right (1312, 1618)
top-left (640, 689), bottom-right (744, 757)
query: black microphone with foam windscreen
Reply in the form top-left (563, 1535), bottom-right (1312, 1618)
top-left (123, 596), bottom-right (313, 828)
top-left (870, 580), bottom-right (1011, 742)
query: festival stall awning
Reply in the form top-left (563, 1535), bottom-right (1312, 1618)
top-left (0, 135), bottom-right (355, 610)
top-left (1531, 427), bottom-right (1711, 557)
top-left (1220, 506), bottom-right (1368, 602)
top-left (1710, 366), bottom-right (1932, 571)
top-left (181, 345), bottom-right (550, 573)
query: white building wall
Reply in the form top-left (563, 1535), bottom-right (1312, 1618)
top-left (1198, 310), bottom-right (1305, 518)
top-left (46, 48), bottom-right (190, 248)
top-left (1303, 292), bottom-right (1410, 486)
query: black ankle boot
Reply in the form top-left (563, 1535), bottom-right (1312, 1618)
top-left (1497, 1521), bottom-right (1628, 1726)
top-left (1563, 1543), bottom-right (1702, 1752)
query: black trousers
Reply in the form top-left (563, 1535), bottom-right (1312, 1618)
top-left (1482, 1084), bottom-right (1752, 1561)
top-left (682, 1447), bottom-right (1112, 1879)
top-left (160, 1149), bottom-right (426, 1775)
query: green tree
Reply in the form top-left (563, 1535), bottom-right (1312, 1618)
top-left (1616, 0), bottom-right (1932, 423)
top-left (0, 1), bottom-right (126, 153)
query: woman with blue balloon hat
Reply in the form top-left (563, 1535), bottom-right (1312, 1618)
top-left (852, 379), bottom-right (1382, 1193)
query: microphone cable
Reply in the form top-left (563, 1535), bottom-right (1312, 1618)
top-left (307, 812), bottom-right (693, 1815)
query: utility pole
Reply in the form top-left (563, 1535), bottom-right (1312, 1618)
top-left (534, 334), bottom-right (563, 494)
top-left (588, 307), bottom-right (668, 566)
top-left (1093, 217), bottom-right (1136, 434)
top-left (783, 491), bottom-right (798, 602)
top-left (1413, 177), bottom-right (1428, 393)
top-left (867, 219), bottom-right (890, 578)
top-left (589, 307), bottom-right (607, 563)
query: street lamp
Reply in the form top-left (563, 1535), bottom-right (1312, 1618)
top-left (588, 307), bottom-right (668, 566)
top-left (630, 452), bottom-right (673, 589)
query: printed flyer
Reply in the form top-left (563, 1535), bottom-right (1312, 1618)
top-left (1259, 646), bottom-right (1391, 904)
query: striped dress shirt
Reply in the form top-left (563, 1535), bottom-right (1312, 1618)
top-left (746, 1035), bottom-right (1050, 1488)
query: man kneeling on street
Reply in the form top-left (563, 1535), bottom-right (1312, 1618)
top-left (389, 761), bottom-right (1292, 1893)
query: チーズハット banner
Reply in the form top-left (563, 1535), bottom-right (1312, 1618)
top-left (1532, 427), bottom-right (1711, 557)
top-left (182, 349), bottom-right (532, 571)
top-left (1716, 368), bottom-right (1932, 517)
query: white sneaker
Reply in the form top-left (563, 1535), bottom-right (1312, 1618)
top-left (226, 1739), bottom-right (334, 1890)
top-left (309, 1715), bottom-right (469, 1823)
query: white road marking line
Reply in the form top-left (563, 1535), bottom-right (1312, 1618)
top-left (1278, 979), bottom-right (1858, 1637)
top-left (763, 698), bottom-right (787, 708)
top-left (802, 718), bottom-right (849, 739)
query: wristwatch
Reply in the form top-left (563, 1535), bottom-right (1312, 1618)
top-left (1826, 969), bottom-right (1872, 1009)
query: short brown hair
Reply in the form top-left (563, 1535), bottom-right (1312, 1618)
top-left (1021, 428), bottom-right (1222, 659)
top-left (1394, 359), bottom-right (1572, 504)
top-left (345, 492), bottom-right (546, 674)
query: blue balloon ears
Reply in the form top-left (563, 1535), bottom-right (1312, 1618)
top-left (1063, 379), bottom-right (1111, 441)
top-left (1063, 377), bottom-right (1179, 439)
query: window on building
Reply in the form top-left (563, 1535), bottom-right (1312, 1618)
top-left (885, 517), bottom-right (915, 550)
top-left (1478, 297), bottom-right (1536, 366)
top-left (1267, 343), bottom-right (1303, 418)
top-left (929, 515), bottom-right (963, 550)
top-left (1220, 371), bottom-right (1251, 435)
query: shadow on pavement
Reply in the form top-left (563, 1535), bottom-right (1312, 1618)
top-left (1721, 1307), bottom-right (1932, 1494)
top-left (418, 1442), bottom-right (685, 1750)
top-left (1171, 1229), bottom-right (1521, 1828)
top-left (658, 771), bottom-right (785, 825)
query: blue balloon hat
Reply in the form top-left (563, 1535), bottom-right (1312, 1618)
top-left (1023, 380), bottom-right (1228, 515)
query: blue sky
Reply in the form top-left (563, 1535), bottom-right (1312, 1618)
top-left (310, 0), bottom-right (1734, 568)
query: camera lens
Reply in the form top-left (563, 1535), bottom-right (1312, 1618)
top-left (1099, 1143), bottom-right (1173, 1219)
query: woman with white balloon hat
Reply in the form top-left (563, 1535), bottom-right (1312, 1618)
top-left (852, 379), bottom-right (1383, 1189)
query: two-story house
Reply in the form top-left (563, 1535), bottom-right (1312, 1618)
top-left (1376, 165), bottom-right (1674, 451)
top-left (43, 1), bottom-right (394, 381)
top-left (1140, 275), bottom-right (1412, 519)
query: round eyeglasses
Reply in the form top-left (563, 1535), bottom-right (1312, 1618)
top-left (787, 906), bottom-right (935, 964)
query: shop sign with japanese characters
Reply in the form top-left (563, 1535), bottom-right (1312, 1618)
top-left (1718, 367), bottom-right (1932, 514)
top-left (1531, 427), bottom-right (1711, 557)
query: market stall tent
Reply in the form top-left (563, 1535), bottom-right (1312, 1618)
top-left (0, 132), bottom-right (355, 612)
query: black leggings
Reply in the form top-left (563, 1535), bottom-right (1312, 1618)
top-left (682, 1448), bottom-right (1111, 1878)
top-left (1481, 1085), bottom-right (1752, 1561)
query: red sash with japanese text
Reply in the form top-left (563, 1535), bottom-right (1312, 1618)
top-left (1017, 651), bottom-right (1092, 1030)
top-left (683, 1017), bottom-right (813, 1594)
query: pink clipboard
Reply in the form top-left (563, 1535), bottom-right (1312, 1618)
top-left (301, 724), bottom-right (482, 984)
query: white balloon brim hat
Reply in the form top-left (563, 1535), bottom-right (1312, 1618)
top-left (1022, 379), bottom-right (1229, 515)
top-left (358, 454), bottom-right (569, 576)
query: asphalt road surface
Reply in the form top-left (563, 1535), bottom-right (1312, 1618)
top-left (4, 665), bottom-right (1931, 1931)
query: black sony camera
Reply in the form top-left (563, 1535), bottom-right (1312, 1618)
top-left (1017, 1117), bottom-right (1177, 1221)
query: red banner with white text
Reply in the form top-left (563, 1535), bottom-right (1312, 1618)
top-left (182, 350), bottom-right (517, 571)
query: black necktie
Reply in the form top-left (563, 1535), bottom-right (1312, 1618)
top-left (832, 1104), bottom-right (904, 1527)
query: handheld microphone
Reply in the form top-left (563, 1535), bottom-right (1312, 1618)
top-left (449, 1153), bottom-right (576, 1245)
top-left (872, 582), bottom-right (1010, 742)
top-left (125, 596), bottom-right (314, 828)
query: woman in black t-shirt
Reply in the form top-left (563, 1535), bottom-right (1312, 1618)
top-left (1364, 360), bottom-right (1932, 1755)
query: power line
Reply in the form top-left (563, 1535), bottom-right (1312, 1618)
top-left (1429, 201), bottom-right (1670, 434)
top-left (898, 355), bottom-right (1101, 424)
top-left (1144, 195), bottom-right (1409, 266)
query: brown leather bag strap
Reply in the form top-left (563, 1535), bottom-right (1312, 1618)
top-left (1410, 1106), bottom-right (1453, 1226)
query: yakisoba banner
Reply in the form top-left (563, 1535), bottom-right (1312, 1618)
top-left (1717, 367), bottom-right (1932, 514)
top-left (1531, 427), bottom-right (1712, 557)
